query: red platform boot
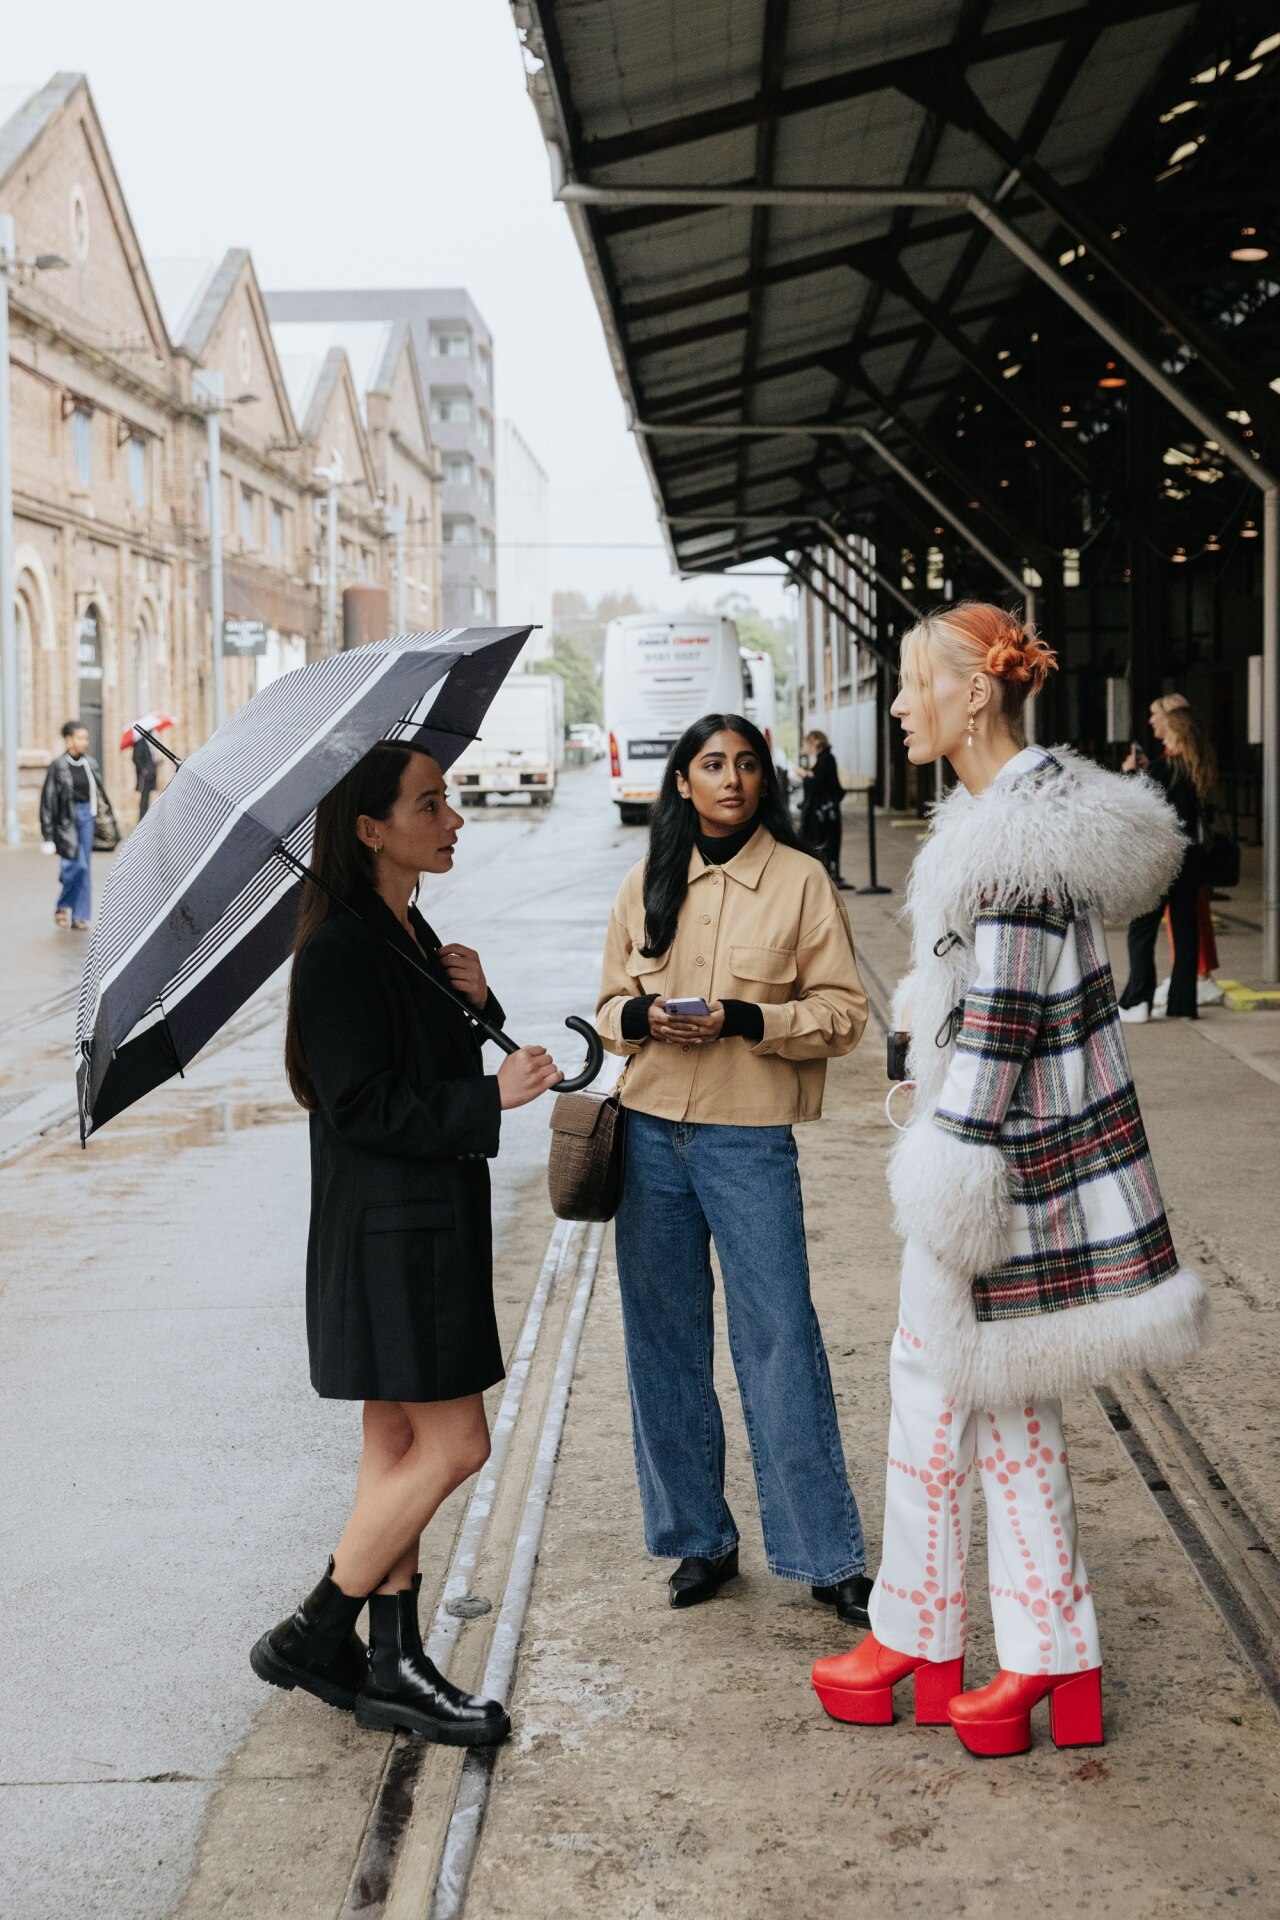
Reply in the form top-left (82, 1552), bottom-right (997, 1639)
top-left (948, 1666), bottom-right (1103, 1756)
top-left (811, 1633), bottom-right (965, 1726)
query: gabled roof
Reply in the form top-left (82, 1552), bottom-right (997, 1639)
top-left (0, 72), bottom-right (172, 362)
top-left (297, 346), bottom-right (379, 494)
top-left (170, 247), bottom-right (299, 444)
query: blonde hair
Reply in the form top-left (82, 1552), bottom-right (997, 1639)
top-left (1162, 704), bottom-right (1216, 802)
top-left (899, 601), bottom-right (1058, 745)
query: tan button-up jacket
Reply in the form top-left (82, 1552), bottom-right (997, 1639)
top-left (595, 828), bottom-right (868, 1125)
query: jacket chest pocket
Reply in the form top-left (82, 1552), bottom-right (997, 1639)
top-left (625, 940), bottom-right (668, 991)
top-left (728, 943), bottom-right (797, 1003)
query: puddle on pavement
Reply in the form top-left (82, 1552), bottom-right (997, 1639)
top-left (85, 1095), bottom-right (303, 1161)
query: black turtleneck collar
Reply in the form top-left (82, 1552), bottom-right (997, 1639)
top-left (695, 817), bottom-right (762, 867)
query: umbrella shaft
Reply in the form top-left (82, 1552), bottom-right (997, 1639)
top-left (273, 842), bottom-right (517, 1053)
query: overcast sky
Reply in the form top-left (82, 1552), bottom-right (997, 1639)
top-left (3, 0), bottom-right (793, 623)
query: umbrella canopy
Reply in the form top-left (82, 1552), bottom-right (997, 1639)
top-left (78, 626), bottom-right (530, 1138)
top-left (121, 713), bottom-right (176, 750)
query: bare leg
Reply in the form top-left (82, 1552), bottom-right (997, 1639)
top-left (350, 1402), bottom-right (417, 1594)
top-left (331, 1393), bottom-right (490, 1599)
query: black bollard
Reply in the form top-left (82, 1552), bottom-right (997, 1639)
top-left (857, 785), bottom-right (891, 896)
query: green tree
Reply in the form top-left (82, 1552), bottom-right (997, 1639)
top-left (714, 591), bottom-right (794, 695)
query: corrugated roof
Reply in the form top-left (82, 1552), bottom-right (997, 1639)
top-left (514, 0), bottom-right (1275, 581)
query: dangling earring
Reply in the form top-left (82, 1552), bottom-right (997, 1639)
top-left (965, 705), bottom-right (977, 749)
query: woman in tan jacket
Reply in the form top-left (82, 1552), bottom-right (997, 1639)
top-left (596, 713), bottom-right (872, 1619)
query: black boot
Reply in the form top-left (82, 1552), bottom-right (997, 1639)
top-left (354, 1576), bottom-right (510, 1746)
top-left (668, 1546), bottom-right (739, 1609)
top-left (811, 1572), bottom-right (874, 1627)
top-left (250, 1557), bottom-right (368, 1712)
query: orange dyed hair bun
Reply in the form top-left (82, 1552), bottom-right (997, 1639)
top-left (935, 601), bottom-right (1058, 696)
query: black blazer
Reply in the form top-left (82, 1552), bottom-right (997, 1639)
top-left (294, 889), bottom-right (507, 1401)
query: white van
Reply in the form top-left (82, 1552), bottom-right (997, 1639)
top-left (452, 672), bottom-right (564, 806)
top-left (604, 615), bottom-right (747, 824)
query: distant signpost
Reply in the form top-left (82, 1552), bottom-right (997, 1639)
top-left (222, 618), bottom-right (268, 658)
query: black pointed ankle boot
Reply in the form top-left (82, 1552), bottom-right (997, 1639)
top-left (354, 1575), bottom-right (510, 1746)
top-left (250, 1557), bottom-right (368, 1712)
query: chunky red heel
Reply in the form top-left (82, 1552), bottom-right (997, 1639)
top-left (911, 1654), bottom-right (966, 1726)
top-left (1047, 1666), bottom-right (1104, 1748)
top-left (811, 1633), bottom-right (964, 1727)
top-left (948, 1667), bottom-right (1104, 1757)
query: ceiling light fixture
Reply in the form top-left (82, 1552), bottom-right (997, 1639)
top-left (1230, 226), bottom-right (1268, 262)
top-left (1098, 361), bottom-right (1127, 389)
top-left (1242, 519), bottom-right (1259, 538)
top-left (1158, 100), bottom-right (1197, 122)
top-left (1205, 534), bottom-right (1222, 552)
top-left (1250, 31), bottom-right (1280, 58)
top-left (1172, 546), bottom-right (1188, 563)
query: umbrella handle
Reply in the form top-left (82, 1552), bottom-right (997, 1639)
top-left (557, 1016), bottom-right (605, 1094)
top-left (454, 1005), bottom-right (602, 1092)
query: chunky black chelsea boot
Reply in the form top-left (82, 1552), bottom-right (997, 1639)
top-left (250, 1557), bottom-right (368, 1711)
top-left (355, 1575), bottom-right (510, 1746)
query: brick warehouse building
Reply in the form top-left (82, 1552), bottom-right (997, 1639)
top-left (0, 73), bottom-right (443, 839)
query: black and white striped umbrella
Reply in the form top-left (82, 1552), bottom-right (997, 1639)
top-left (77, 626), bottom-right (531, 1138)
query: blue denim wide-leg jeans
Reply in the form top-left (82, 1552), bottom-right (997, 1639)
top-left (56, 801), bottom-right (95, 923)
top-left (613, 1110), bottom-right (865, 1585)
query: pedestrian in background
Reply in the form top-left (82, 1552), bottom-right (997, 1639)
top-left (1119, 699), bottom-right (1214, 1023)
top-left (812, 602), bottom-right (1206, 1757)
top-left (798, 729), bottom-right (852, 889)
top-left (596, 713), bottom-right (873, 1624)
top-left (39, 719), bottom-right (117, 931)
top-left (132, 731), bottom-right (158, 819)
top-left (251, 742), bottom-right (561, 1747)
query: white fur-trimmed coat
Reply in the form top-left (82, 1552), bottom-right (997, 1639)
top-left (888, 746), bottom-right (1209, 1407)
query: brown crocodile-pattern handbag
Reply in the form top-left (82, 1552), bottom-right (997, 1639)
top-left (547, 1088), bottom-right (627, 1222)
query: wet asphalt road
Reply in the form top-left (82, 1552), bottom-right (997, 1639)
top-left (0, 762), bottom-right (635, 1920)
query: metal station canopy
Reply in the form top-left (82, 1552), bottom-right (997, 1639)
top-left (512, 0), bottom-right (1280, 977)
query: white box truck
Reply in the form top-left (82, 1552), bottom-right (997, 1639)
top-left (604, 614), bottom-right (747, 824)
top-left (452, 671), bottom-right (564, 806)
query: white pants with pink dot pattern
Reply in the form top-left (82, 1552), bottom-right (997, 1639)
top-left (868, 1244), bottom-right (1102, 1676)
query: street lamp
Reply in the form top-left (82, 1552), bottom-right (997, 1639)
top-left (0, 218), bottom-right (69, 846)
top-left (192, 375), bottom-right (259, 734)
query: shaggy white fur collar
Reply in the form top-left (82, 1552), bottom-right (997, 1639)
top-left (906, 745), bottom-right (1186, 937)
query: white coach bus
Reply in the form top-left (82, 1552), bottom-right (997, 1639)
top-left (604, 614), bottom-right (747, 824)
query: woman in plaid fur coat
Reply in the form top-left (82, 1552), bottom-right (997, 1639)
top-left (812, 603), bottom-right (1208, 1758)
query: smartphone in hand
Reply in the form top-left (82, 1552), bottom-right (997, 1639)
top-left (665, 997), bottom-right (711, 1018)
top-left (887, 1030), bottom-right (911, 1081)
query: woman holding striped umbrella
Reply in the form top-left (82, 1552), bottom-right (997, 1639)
top-left (251, 742), bottom-right (561, 1746)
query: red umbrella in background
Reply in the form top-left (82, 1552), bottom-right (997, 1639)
top-left (120, 712), bottom-right (176, 750)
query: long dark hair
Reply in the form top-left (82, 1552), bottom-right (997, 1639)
top-left (285, 741), bottom-right (418, 1109)
top-left (641, 713), bottom-right (804, 957)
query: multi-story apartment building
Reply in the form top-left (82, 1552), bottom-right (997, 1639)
top-left (264, 289), bottom-right (497, 629)
top-left (0, 74), bottom-right (444, 839)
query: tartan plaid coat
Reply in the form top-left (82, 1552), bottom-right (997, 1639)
top-left (887, 746), bottom-right (1209, 1406)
